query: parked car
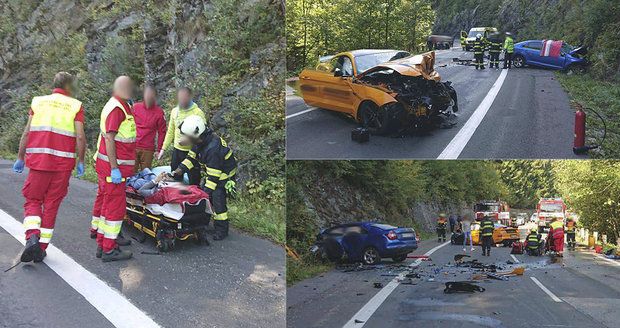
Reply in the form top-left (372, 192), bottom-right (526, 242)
top-left (451, 222), bottom-right (520, 247)
top-left (513, 40), bottom-right (587, 72)
top-left (310, 222), bottom-right (418, 265)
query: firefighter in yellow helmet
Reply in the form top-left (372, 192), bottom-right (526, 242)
top-left (436, 213), bottom-right (448, 242)
top-left (526, 227), bottom-right (541, 256)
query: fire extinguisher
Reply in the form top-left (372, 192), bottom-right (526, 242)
top-left (573, 104), bottom-right (606, 154)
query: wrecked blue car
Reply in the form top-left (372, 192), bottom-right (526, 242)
top-left (513, 40), bottom-right (587, 72)
top-left (310, 222), bottom-right (418, 265)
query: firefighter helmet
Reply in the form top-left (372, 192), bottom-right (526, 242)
top-left (179, 115), bottom-right (206, 139)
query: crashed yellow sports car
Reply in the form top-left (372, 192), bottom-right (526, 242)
top-left (452, 223), bottom-right (520, 247)
top-left (298, 49), bottom-right (458, 135)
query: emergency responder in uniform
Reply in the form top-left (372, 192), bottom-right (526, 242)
top-left (489, 37), bottom-right (502, 69)
top-left (473, 34), bottom-right (485, 70)
top-left (566, 218), bottom-right (576, 251)
top-left (549, 217), bottom-right (565, 257)
top-left (526, 228), bottom-right (541, 256)
top-left (436, 213), bottom-right (447, 242)
top-left (480, 215), bottom-right (495, 256)
top-left (503, 32), bottom-right (515, 69)
top-left (93, 76), bottom-right (136, 262)
top-left (171, 115), bottom-right (237, 240)
top-left (13, 72), bottom-right (86, 262)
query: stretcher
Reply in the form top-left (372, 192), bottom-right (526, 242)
top-left (124, 188), bottom-right (213, 252)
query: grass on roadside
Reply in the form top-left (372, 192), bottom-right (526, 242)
top-left (556, 73), bottom-right (620, 158)
top-left (287, 257), bottom-right (333, 286)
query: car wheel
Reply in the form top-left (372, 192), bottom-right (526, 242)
top-left (513, 55), bottom-right (525, 68)
top-left (358, 102), bottom-right (392, 136)
top-left (392, 254), bottom-right (407, 262)
top-left (362, 247), bottom-right (381, 265)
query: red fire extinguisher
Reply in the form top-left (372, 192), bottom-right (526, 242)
top-left (573, 104), bottom-right (606, 154)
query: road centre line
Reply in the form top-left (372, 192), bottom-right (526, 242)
top-left (510, 254), bottom-right (520, 263)
top-left (342, 241), bottom-right (451, 328)
top-left (286, 107), bottom-right (318, 119)
top-left (0, 209), bottom-right (161, 328)
top-left (437, 69), bottom-right (508, 159)
top-left (530, 277), bottom-right (563, 303)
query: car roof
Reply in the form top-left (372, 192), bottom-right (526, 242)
top-left (327, 221), bottom-right (391, 229)
top-left (347, 49), bottom-right (402, 57)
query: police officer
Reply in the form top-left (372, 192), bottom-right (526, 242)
top-left (436, 213), bottom-right (448, 242)
top-left (171, 115), bottom-right (237, 240)
top-left (489, 37), bottom-right (502, 69)
top-left (473, 34), bottom-right (485, 70)
top-left (480, 215), bottom-right (494, 256)
top-left (503, 32), bottom-right (515, 69)
top-left (526, 228), bottom-right (541, 256)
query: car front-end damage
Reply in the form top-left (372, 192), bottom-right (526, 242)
top-left (354, 52), bottom-right (458, 135)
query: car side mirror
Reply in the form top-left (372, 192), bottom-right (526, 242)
top-left (334, 68), bottom-right (343, 77)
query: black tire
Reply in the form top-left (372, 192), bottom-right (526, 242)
top-left (513, 55), bottom-right (525, 68)
top-left (157, 239), bottom-right (169, 252)
top-left (194, 228), bottom-right (210, 246)
top-left (362, 247), bottom-right (381, 265)
top-left (392, 254), bottom-right (407, 262)
top-left (357, 102), bottom-right (394, 136)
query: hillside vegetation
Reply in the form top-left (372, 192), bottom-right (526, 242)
top-left (287, 160), bottom-right (620, 284)
top-left (0, 0), bottom-right (284, 243)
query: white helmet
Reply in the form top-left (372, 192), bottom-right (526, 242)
top-left (179, 115), bottom-right (206, 139)
top-left (476, 33), bottom-right (482, 39)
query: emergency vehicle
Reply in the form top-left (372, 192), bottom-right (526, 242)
top-left (474, 200), bottom-right (510, 225)
top-left (537, 198), bottom-right (566, 233)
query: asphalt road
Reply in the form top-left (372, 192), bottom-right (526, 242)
top-left (286, 47), bottom-right (582, 159)
top-left (287, 236), bottom-right (620, 328)
top-left (0, 160), bottom-right (285, 328)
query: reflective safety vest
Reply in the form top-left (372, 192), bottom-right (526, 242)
top-left (26, 93), bottom-right (81, 171)
top-left (473, 40), bottom-right (484, 55)
top-left (566, 221), bottom-right (576, 233)
top-left (489, 41), bottom-right (502, 53)
top-left (527, 233), bottom-right (539, 249)
top-left (437, 218), bottom-right (447, 229)
top-left (550, 220), bottom-right (564, 239)
top-left (504, 37), bottom-right (514, 53)
top-left (95, 97), bottom-right (136, 177)
top-left (480, 220), bottom-right (494, 237)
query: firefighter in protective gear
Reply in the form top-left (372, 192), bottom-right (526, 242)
top-left (473, 34), bottom-right (485, 70)
top-left (503, 32), bottom-right (515, 69)
top-left (549, 217), bottom-right (565, 256)
top-left (566, 218), bottom-right (576, 250)
top-left (489, 37), bottom-right (502, 69)
top-left (526, 228), bottom-right (541, 256)
top-left (480, 216), bottom-right (494, 256)
top-left (436, 213), bottom-right (447, 242)
top-left (171, 115), bottom-right (238, 240)
top-left (93, 76), bottom-right (136, 262)
top-left (14, 72), bottom-right (86, 263)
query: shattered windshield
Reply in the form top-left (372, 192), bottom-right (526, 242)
top-left (354, 51), bottom-right (410, 74)
top-left (540, 203), bottom-right (563, 213)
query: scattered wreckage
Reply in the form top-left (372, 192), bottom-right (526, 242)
top-left (299, 50), bottom-right (459, 137)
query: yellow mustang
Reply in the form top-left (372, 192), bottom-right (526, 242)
top-left (298, 49), bottom-right (458, 135)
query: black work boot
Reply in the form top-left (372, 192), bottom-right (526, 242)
top-left (90, 230), bottom-right (97, 239)
top-left (102, 247), bottom-right (133, 262)
top-left (21, 235), bottom-right (43, 263)
top-left (116, 230), bottom-right (131, 246)
top-left (95, 246), bottom-right (103, 258)
top-left (33, 250), bottom-right (47, 263)
top-left (213, 220), bottom-right (229, 241)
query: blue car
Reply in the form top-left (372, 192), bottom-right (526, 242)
top-left (513, 40), bottom-right (587, 71)
top-left (311, 222), bottom-right (418, 265)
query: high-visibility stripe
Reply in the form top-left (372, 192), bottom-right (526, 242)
top-left (97, 217), bottom-right (106, 234)
top-left (102, 220), bottom-right (123, 238)
top-left (30, 125), bottom-right (76, 137)
top-left (205, 180), bottom-right (217, 190)
top-left (220, 168), bottom-right (237, 180)
top-left (23, 216), bottom-right (41, 230)
top-left (26, 147), bottom-right (75, 158)
top-left (114, 136), bottom-right (136, 143)
top-left (97, 153), bottom-right (135, 166)
top-left (213, 212), bottom-right (228, 221)
top-left (224, 150), bottom-right (233, 160)
top-left (39, 228), bottom-right (54, 243)
top-left (182, 159), bottom-right (194, 170)
top-left (206, 167), bottom-right (222, 177)
top-left (91, 216), bottom-right (101, 230)
top-left (188, 151), bottom-right (196, 159)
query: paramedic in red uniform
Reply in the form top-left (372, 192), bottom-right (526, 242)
top-left (133, 84), bottom-right (166, 172)
top-left (13, 72), bottom-right (86, 263)
top-left (549, 217), bottom-right (565, 257)
top-left (94, 76), bottom-right (136, 262)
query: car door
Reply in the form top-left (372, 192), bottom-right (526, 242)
top-left (522, 41), bottom-right (543, 66)
top-left (319, 55), bottom-right (357, 114)
top-left (538, 41), bottom-right (567, 69)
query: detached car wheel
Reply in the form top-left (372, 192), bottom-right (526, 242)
top-left (513, 55), bottom-right (525, 68)
top-left (362, 247), bottom-right (381, 265)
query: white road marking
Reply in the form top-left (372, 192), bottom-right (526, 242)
top-left (530, 277), bottom-right (563, 303)
top-left (593, 254), bottom-right (620, 267)
top-left (437, 69), bottom-right (509, 159)
top-left (286, 107), bottom-right (318, 119)
top-left (342, 241), bottom-right (451, 328)
top-left (510, 254), bottom-right (520, 263)
top-left (0, 209), bottom-right (161, 328)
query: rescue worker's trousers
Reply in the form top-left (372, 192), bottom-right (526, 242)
top-left (211, 182), bottom-right (229, 236)
top-left (481, 236), bottom-right (493, 255)
top-left (553, 234), bottom-right (564, 253)
top-left (95, 175), bottom-right (126, 252)
top-left (436, 228), bottom-right (446, 242)
top-left (134, 148), bottom-right (154, 173)
top-left (526, 246), bottom-right (540, 256)
top-left (503, 52), bottom-right (513, 69)
top-left (171, 148), bottom-right (201, 186)
top-left (22, 169), bottom-right (72, 250)
top-left (567, 232), bottom-right (576, 249)
top-left (474, 53), bottom-right (484, 69)
top-left (489, 52), bottom-right (500, 68)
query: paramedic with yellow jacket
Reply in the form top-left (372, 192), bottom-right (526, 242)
top-left (158, 87), bottom-right (206, 185)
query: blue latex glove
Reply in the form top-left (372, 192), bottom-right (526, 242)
top-left (13, 159), bottom-right (24, 173)
top-left (110, 168), bottom-right (123, 184)
top-left (76, 162), bottom-right (85, 178)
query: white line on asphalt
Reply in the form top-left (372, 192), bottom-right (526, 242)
top-left (510, 254), bottom-right (520, 263)
top-left (594, 254), bottom-right (620, 267)
top-left (530, 277), bottom-right (563, 303)
top-left (342, 241), bottom-right (451, 328)
top-left (286, 107), bottom-right (318, 119)
top-left (0, 209), bottom-right (161, 328)
top-left (437, 69), bottom-right (509, 159)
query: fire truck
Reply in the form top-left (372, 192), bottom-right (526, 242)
top-left (474, 200), bottom-right (510, 225)
top-left (537, 198), bottom-right (566, 233)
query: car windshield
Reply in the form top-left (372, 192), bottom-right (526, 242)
top-left (540, 203), bottom-right (563, 212)
top-left (468, 30), bottom-right (482, 38)
top-left (561, 43), bottom-right (574, 54)
top-left (371, 223), bottom-right (397, 230)
top-left (354, 51), bottom-right (410, 74)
